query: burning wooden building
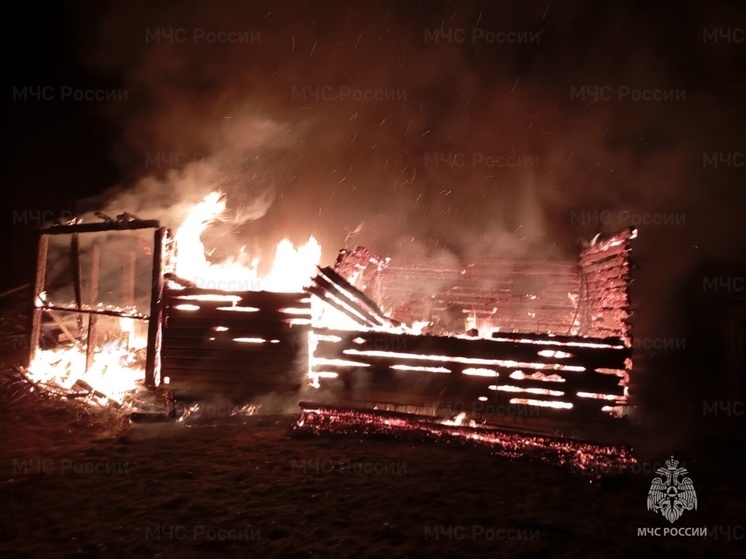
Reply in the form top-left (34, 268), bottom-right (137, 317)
top-left (305, 228), bottom-right (635, 432)
top-left (22, 194), bottom-right (636, 436)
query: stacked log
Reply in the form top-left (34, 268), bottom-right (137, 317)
top-left (309, 327), bottom-right (630, 421)
top-left (307, 266), bottom-right (393, 328)
top-left (374, 259), bottom-right (583, 336)
top-left (578, 227), bottom-right (635, 343)
top-left (160, 287), bottom-right (310, 400)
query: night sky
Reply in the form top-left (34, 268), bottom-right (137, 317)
top-left (5, 1), bottom-right (745, 437)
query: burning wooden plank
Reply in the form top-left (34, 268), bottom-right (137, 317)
top-left (308, 326), bottom-right (629, 421)
top-left (308, 266), bottom-right (394, 329)
top-left (39, 219), bottom-right (161, 235)
top-left (334, 246), bottom-right (389, 283)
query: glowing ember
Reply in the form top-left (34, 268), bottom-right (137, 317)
top-left (176, 402), bottom-right (261, 422)
top-left (509, 370), bottom-right (566, 383)
top-left (390, 364), bottom-right (451, 373)
top-left (462, 368), bottom-right (499, 377)
top-left (178, 294), bottom-right (242, 302)
top-left (342, 348), bottom-right (586, 372)
top-left (318, 334), bottom-right (343, 343)
top-left (490, 385), bottom-right (565, 397)
top-left (441, 412), bottom-right (469, 426)
top-left (577, 391), bottom-right (619, 401)
top-left (294, 404), bottom-right (637, 474)
top-left (509, 398), bottom-right (573, 409)
top-left (280, 307), bottom-right (313, 315)
top-left (537, 349), bottom-right (573, 359)
top-left (492, 336), bottom-right (624, 350)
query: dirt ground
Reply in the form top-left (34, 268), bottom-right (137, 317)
top-left (1, 374), bottom-right (743, 559)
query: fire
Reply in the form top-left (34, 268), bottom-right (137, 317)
top-left (264, 239), bottom-right (322, 292)
top-left (27, 326), bottom-right (146, 405)
top-left (442, 412), bottom-right (469, 426)
top-left (173, 191), bottom-right (321, 293)
top-left (23, 193), bottom-right (632, 426)
top-left (25, 190), bottom-right (323, 407)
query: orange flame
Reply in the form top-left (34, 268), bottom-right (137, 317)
top-left (173, 191), bottom-right (321, 293)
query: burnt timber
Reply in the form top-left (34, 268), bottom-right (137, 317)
top-left (309, 327), bottom-right (629, 421)
top-left (306, 228), bottom-right (635, 427)
top-left (159, 287), bottom-right (310, 401)
top-left (355, 227), bottom-right (636, 342)
top-left (153, 228), bottom-right (635, 432)
top-left (26, 215), bottom-right (635, 434)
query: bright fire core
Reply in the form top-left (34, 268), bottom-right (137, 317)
top-left (173, 191), bottom-right (322, 293)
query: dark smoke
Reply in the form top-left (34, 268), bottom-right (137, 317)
top-left (73, 1), bottom-right (745, 445)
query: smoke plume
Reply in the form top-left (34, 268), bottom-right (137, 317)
top-left (72, 0), bottom-right (745, 443)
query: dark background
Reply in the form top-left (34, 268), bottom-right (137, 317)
top-left (4, 0), bottom-right (745, 443)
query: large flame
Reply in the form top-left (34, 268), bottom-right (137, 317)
top-left (27, 318), bottom-right (146, 405)
top-left (173, 191), bottom-right (321, 293)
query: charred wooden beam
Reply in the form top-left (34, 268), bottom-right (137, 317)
top-left (166, 286), bottom-right (308, 306)
top-left (38, 304), bottom-right (148, 321)
top-left (320, 266), bottom-right (385, 317)
top-left (145, 227), bottom-right (167, 388)
top-left (85, 244), bottom-right (100, 372)
top-left (163, 272), bottom-right (197, 288)
top-left (39, 219), bottom-right (161, 235)
top-left (70, 232), bottom-right (84, 335)
top-left (160, 283), bottom-right (310, 399)
top-left (305, 284), bottom-right (373, 327)
top-left (26, 233), bottom-right (48, 367)
top-left (333, 246), bottom-right (388, 281)
top-left (579, 227), bottom-right (635, 344)
top-left (123, 250), bottom-right (136, 309)
top-left (309, 326), bottom-right (630, 416)
top-left (308, 266), bottom-right (391, 328)
top-left (40, 308), bottom-right (84, 350)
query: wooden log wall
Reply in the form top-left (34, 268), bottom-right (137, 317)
top-left (310, 327), bottom-right (630, 419)
top-left (157, 230), bottom-right (634, 415)
top-left (578, 228), bottom-right (635, 343)
top-left (364, 229), bottom-right (635, 342)
top-left (375, 259), bottom-right (583, 336)
top-left (160, 287), bottom-right (310, 400)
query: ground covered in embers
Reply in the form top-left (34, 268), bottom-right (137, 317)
top-left (1, 375), bottom-right (743, 559)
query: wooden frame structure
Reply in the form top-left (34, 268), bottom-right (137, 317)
top-left (26, 220), bottom-right (169, 388)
